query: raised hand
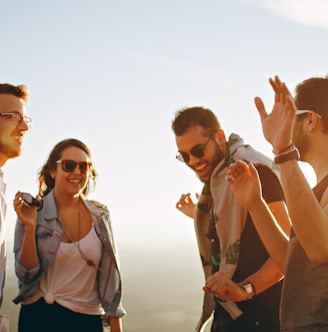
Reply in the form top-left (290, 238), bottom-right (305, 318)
top-left (255, 75), bottom-right (296, 152)
top-left (226, 161), bottom-right (262, 210)
top-left (176, 192), bottom-right (199, 218)
top-left (13, 192), bottom-right (38, 229)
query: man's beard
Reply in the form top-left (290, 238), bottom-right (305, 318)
top-left (196, 142), bottom-right (225, 184)
top-left (0, 142), bottom-right (21, 159)
top-left (293, 128), bottom-right (308, 162)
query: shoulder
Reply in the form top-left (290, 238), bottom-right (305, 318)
top-left (88, 199), bottom-right (109, 214)
top-left (254, 163), bottom-right (280, 181)
top-left (254, 163), bottom-right (284, 203)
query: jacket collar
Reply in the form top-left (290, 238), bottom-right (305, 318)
top-left (42, 191), bottom-right (106, 220)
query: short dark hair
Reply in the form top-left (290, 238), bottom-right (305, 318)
top-left (172, 106), bottom-right (221, 136)
top-left (0, 83), bottom-right (29, 102)
top-left (294, 75), bottom-right (328, 131)
top-left (38, 138), bottom-right (98, 197)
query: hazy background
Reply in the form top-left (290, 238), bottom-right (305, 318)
top-left (1, 0), bottom-right (327, 331)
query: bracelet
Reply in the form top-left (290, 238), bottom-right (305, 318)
top-left (274, 146), bottom-right (300, 164)
top-left (272, 142), bottom-right (293, 155)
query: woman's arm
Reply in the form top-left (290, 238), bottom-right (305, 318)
top-left (14, 192), bottom-right (39, 270)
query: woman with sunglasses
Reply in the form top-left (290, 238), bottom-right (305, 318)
top-left (12, 138), bottom-right (126, 332)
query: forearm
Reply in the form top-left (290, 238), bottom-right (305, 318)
top-left (245, 258), bottom-right (283, 295)
top-left (109, 318), bottom-right (122, 332)
top-left (19, 224), bottom-right (39, 269)
top-left (248, 199), bottom-right (289, 272)
top-left (279, 160), bottom-right (328, 262)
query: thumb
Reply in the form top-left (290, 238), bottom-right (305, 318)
top-left (249, 163), bottom-right (260, 182)
top-left (254, 97), bottom-right (267, 120)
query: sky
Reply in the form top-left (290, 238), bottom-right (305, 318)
top-left (1, 0), bottom-right (328, 330)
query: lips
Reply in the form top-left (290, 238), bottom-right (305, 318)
top-left (194, 162), bottom-right (210, 180)
top-left (68, 179), bottom-right (82, 185)
top-left (11, 131), bottom-right (25, 144)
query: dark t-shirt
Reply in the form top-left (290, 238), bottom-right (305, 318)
top-left (208, 164), bottom-right (284, 330)
top-left (281, 174), bottom-right (328, 331)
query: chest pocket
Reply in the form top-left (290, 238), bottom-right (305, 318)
top-left (36, 222), bottom-right (62, 264)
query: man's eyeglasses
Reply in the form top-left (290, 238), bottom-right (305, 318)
top-left (56, 160), bottom-right (91, 173)
top-left (0, 112), bottom-right (32, 129)
top-left (176, 136), bottom-right (212, 163)
top-left (295, 110), bottom-right (322, 119)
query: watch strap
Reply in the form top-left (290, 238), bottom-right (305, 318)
top-left (274, 147), bottom-right (300, 164)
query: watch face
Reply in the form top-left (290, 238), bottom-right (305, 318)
top-left (239, 281), bottom-right (255, 299)
top-left (244, 284), bottom-right (252, 293)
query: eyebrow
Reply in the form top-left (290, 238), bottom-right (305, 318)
top-left (178, 141), bottom-right (206, 153)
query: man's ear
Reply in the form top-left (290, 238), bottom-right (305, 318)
top-left (214, 129), bottom-right (226, 145)
top-left (307, 112), bottom-right (321, 132)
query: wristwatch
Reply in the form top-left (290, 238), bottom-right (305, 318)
top-left (274, 146), bottom-right (300, 164)
top-left (239, 280), bottom-right (255, 300)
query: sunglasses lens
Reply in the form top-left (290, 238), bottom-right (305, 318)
top-left (58, 160), bottom-right (90, 173)
top-left (191, 147), bottom-right (204, 158)
top-left (62, 160), bottom-right (77, 172)
top-left (176, 149), bottom-right (204, 163)
top-left (78, 162), bottom-right (88, 173)
top-left (176, 152), bottom-right (189, 163)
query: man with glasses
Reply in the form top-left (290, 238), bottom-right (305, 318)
top-left (0, 83), bottom-right (31, 329)
top-left (172, 106), bottom-right (290, 332)
top-left (226, 75), bottom-right (328, 331)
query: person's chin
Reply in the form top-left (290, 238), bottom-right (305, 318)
top-left (12, 146), bottom-right (23, 157)
top-left (5, 148), bottom-right (21, 159)
top-left (195, 167), bottom-right (212, 183)
top-left (197, 172), bottom-right (211, 184)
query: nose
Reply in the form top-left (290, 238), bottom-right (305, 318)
top-left (17, 119), bottom-right (29, 131)
top-left (187, 154), bottom-right (200, 167)
top-left (72, 165), bottom-right (83, 174)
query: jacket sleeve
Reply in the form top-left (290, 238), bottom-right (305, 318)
top-left (13, 219), bottom-right (40, 283)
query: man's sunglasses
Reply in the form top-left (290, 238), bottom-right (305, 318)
top-left (56, 160), bottom-right (91, 173)
top-left (176, 136), bottom-right (212, 163)
top-left (295, 110), bottom-right (322, 118)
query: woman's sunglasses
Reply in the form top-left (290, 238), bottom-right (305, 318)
top-left (56, 160), bottom-right (91, 173)
top-left (176, 136), bottom-right (212, 163)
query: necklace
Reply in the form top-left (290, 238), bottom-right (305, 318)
top-left (61, 203), bottom-right (98, 270)
top-left (76, 208), bottom-right (98, 269)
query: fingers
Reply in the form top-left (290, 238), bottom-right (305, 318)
top-left (280, 79), bottom-right (292, 97)
top-left (225, 173), bottom-right (236, 184)
top-left (270, 76), bottom-right (293, 106)
top-left (272, 76), bottom-right (291, 97)
top-left (176, 193), bottom-right (191, 209)
top-left (226, 161), bottom-right (256, 193)
top-left (287, 94), bottom-right (297, 113)
top-left (226, 160), bottom-right (250, 179)
top-left (254, 97), bottom-right (267, 120)
top-left (203, 271), bottom-right (230, 296)
top-left (269, 76), bottom-right (282, 102)
top-left (248, 162), bottom-right (259, 177)
top-left (13, 192), bottom-right (24, 210)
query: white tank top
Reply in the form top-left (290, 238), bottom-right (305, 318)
top-left (26, 225), bottom-right (104, 315)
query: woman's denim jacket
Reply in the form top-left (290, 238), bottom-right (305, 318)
top-left (13, 191), bottom-right (126, 323)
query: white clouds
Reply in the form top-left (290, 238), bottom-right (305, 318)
top-left (246, 0), bottom-right (328, 29)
